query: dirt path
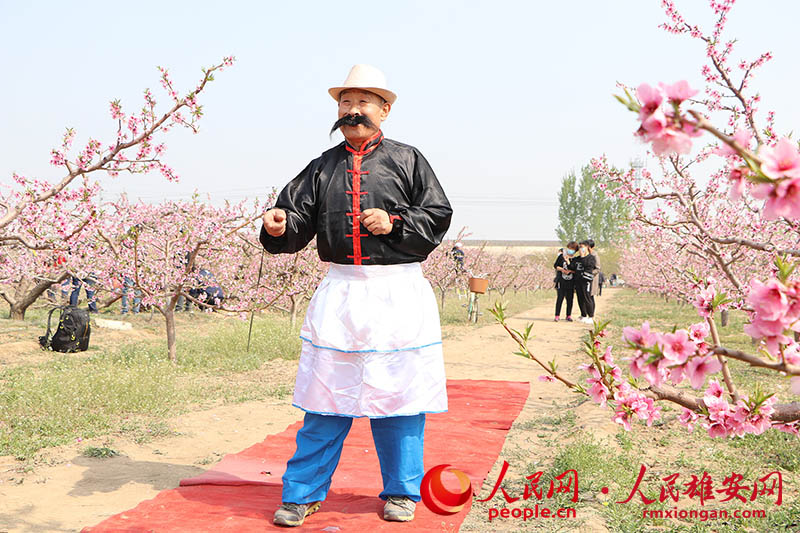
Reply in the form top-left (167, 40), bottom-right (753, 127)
top-left (0, 291), bottom-right (618, 532)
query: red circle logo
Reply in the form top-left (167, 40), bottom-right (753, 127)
top-left (420, 464), bottom-right (473, 515)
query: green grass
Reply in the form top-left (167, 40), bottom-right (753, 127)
top-left (0, 310), bottom-right (301, 459)
top-left (82, 446), bottom-right (119, 458)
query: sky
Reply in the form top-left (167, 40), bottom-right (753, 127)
top-left (2, 0), bottom-right (800, 241)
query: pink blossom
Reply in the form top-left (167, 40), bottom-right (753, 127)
top-left (705, 422), bottom-right (730, 438)
top-left (783, 343), bottom-right (800, 366)
top-left (727, 167), bottom-right (748, 201)
top-left (612, 383), bottom-right (661, 431)
top-left (50, 150), bottom-right (66, 166)
top-left (658, 330), bottom-right (697, 365)
top-left (693, 287), bottom-right (716, 318)
top-left (538, 375), bottom-right (556, 383)
top-left (628, 352), bottom-right (667, 387)
top-left (600, 345), bottom-right (614, 364)
top-left (686, 355), bottom-right (722, 389)
top-left (751, 177), bottom-right (800, 220)
top-left (641, 109), bottom-right (667, 137)
top-left (705, 379), bottom-right (725, 399)
top-left (651, 128), bottom-right (693, 156)
top-left (678, 408), bottom-right (699, 432)
top-left (688, 322), bottom-right (710, 342)
top-left (109, 101), bottom-right (124, 120)
top-left (623, 322), bottom-right (657, 347)
top-left (747, 278), bottom-right (789, 321)
top-left (637, 83), bottom-right (663, 118)
top-left (758, 137), bottom-right (800, 179)
top-left (586, 373), bottom-right (609, 407)
top-left (704, 393), bottom-right (731, 422)
top-left (668, 364), bottom-right (686, 385)
top-left (613, 408), bottom-right (633, 431)
top-left (659, 80), bottom-right (698, 103)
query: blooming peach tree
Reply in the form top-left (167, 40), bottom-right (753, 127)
top-left (0, 57), bottom-right (235, 320)
top-left (98, 194), bottom-right (285, 362)
top-left (494, 0), bottom-right (800, 437)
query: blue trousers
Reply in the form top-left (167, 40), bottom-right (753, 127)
top-left (121, 276), bottom-right (141, 314)
top-left (282, 412), bottom-right (426, 504)
top-left (70, 277), bottom-right (97, 312)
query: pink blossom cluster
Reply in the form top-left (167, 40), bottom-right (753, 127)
top-left (678, 380), bottom-right (778, 438)
top-left (613, 382), bottom-right (661, 431)
top-left (577, 342), bottom-right (662, 431)
top-left (635, 81), bottom-right (701, 156)
top-left (623, 321), bottom-right (721, 389)
top-left (743, 278), bottom-right (800, 357)
top-left (110, 100), bottom-right (124, 120)
top-left (50, 150), bottom-right (65, 167)
top-left (158, 66), bottom-right (180, 102)
top-left (76, 139), bottom-right (103, 170)
top-left (751, 138), bottom-right (800, 220)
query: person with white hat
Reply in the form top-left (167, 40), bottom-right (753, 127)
top-left (261, 64), bottom-right (452, 527)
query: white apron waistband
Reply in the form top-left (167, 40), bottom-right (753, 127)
top-left (325, 262), bottom-right (423, 280)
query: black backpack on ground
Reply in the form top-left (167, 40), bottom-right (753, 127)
top-left (39, 305), bottom-right (91, 353)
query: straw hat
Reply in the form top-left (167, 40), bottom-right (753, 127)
top-left (328, 64), bottom-right (397, 105)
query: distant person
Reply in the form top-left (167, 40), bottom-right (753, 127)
top-left (573, 240), bottom-right (597, 324)
top-left (450, 242), bottom-right (465, 272)
top-left (598, 270), bottom-right (606, 296)
top-left (121, 275), bottom-right (142, 314)
top-left (185, 268), bottom-right (225, 311)
top-left (609, 273), bottom-right (617, 287)
top-left (553, 241), bottom-right (578, 322)
top-left (587, 240), bottom-right (601, 304)
top-left (70, 256), bottom-right (98, 313)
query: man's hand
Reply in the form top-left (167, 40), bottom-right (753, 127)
top-left (360, 208), bottom-right (392, 235)
top-left (263, 208), bottom-right (287, 237)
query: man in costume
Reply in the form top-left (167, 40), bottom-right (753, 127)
top-left (260, 64), bottom-right (452, 527)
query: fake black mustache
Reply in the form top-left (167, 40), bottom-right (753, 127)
top-left (330, 114), bottom-right (378, 136)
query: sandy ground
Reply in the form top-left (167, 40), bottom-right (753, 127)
top-left (0, 291), bottom-right (617, 533)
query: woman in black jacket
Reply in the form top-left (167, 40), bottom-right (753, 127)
top-left (574, 240), bottom-right (598, 324)
top-left (553, 241), bottom-right (578, 321)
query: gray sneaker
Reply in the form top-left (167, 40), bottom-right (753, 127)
top-left (383, 496), bottom-right (416, 522)
top-left (273, 501), bottom-right (321, 527)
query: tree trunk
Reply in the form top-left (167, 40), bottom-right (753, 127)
top-left (720, 309), bottom-right (729, 327)
top-left (290, 295), bottom-right (298, 328)
top-left (164, 308), bottom-right (177, 363)
top-left (8, 303), bottom-right (25, 320)
top-left (440, 288), bottom-right (446, 311)
top-left (5, 273), bottom-right (70, 320)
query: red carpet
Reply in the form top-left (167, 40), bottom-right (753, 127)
top-left (82, 379), bottom-right (529, 532)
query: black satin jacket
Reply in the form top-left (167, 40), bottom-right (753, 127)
top-left (259, 131), bottom-right (452, 265)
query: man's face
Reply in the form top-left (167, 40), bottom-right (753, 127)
top-left (337, 89), bottom-right (390, 140)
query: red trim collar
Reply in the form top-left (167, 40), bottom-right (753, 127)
top-left (345, 130), bottom-right (384, 155)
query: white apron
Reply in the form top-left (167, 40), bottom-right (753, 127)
top-left (293, 262), bottom-right (448, 418)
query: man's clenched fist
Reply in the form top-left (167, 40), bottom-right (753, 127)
top-left (263, 208), bottom-right (287, 237)
top-left (360, 208), bottom-right (393, 235)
